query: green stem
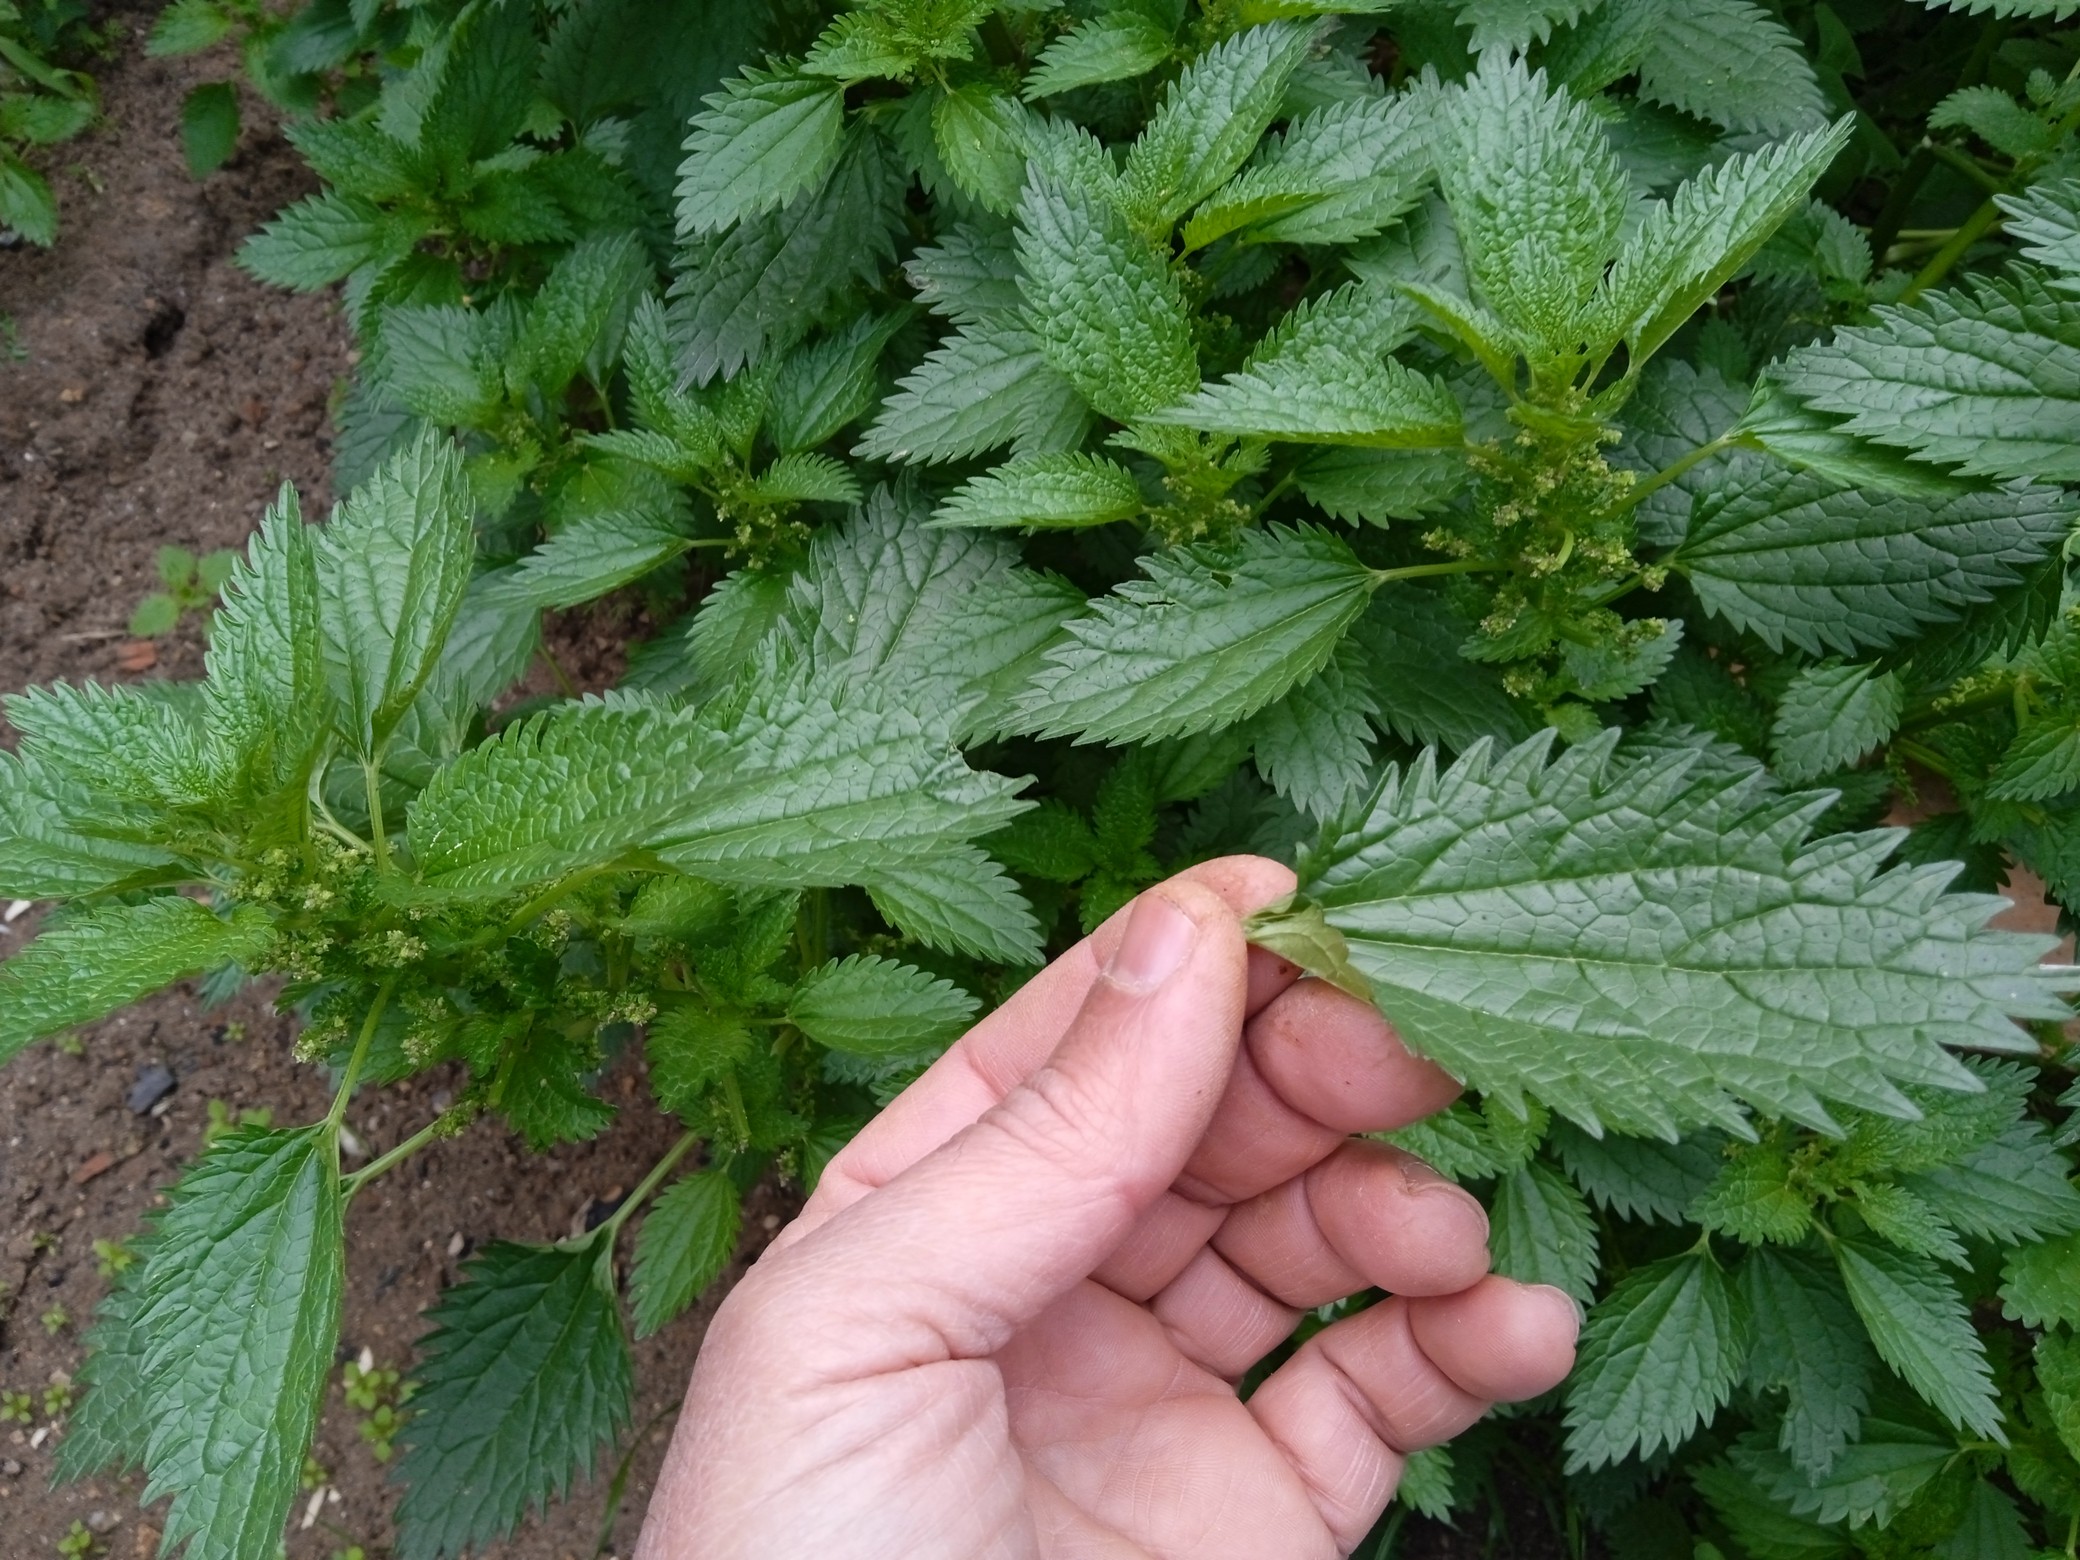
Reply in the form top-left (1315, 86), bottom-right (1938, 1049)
top-left (599, 1130), bottom-right (700, 1239)
top-left (1616, 432), bottom-right (1736, 515)
top-left (1925, 142), bottom-right (2006, 195)
top-left (501, 864), bottom-right (617, 938)
top-left (343, 1112), bottom-right (454, 1199)
top-left (1254, 469), bottom-right (1298, 515)
top-left (363, 757), bottom-right (391, 873)
top-left (1901, 197), bottom-right (2004, 303)
top-left (1370, 558), bottom-right (1499, 585)
top-left (538, 635), bottom-right (579, 699)
top-left (326, 977), bottom-right (399, 1134)
top-left (1867, 17), bottom-right (2009, 259)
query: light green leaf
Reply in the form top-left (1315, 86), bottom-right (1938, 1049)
top-left (1434, 55), bottom-right (1629, 365)
top-left (148, 0), bottom-right (234, 55)
top-left (1834, 1237), bottom-right (2004, 1441)
top-left (179, 81), bottom-right (240, 179)
top-left (864, 848), bottom-right (1046, 965)
top-left (1152, 283), bottom-right (1461, 447)
top-left (1778, 269), bottom-right (2080, 484)
top-left (1119, 20), bottom-right (1315, 233)
top-left (746, 452), bottom-right (862, 506)
top-left (1017, 172), bottom-right (1199, 421)
top-left (55, 1233), bottom-right (157, 1482)
top-left (372, 304), bottom-right (502, 427)
top-left (0, 153), bottom-right (58, 247)
top-left (1676, 469), bottom-right (2072, 656)
top-left (1637, 0), bottom-right (1828, 136)
top-left (1014, 524), bottom-right (1380, 745)
top-left (1291, 731), bottom-right (2069, 1137)
top-left (1932, 84), bottom-right (2058, 160)
top-left (392, 1238), bottom-right (631, 1559)
top-left (631, 1171), bottom-right (742, 1338)
top-left (1988, 712), bottom-right (2080, 800)
top-left (2002, 1228), bottom-right (2080, 1328)
top-left (1901, 1118), bottom-right (2080, 1244)
top-left (1734, 376), bottom-right (1978, 501)
top-left (1548, 1122), bottom-right (1725, 1223)
top-left (1728, 1415), bottom-right (1954, 1529)
top-left (1489, 1159), bottom-right (1599, 1303)
top-left (932, 85), bottom-right (1032, 215)
top-left (0, 899), bottom-right (276, 1065)
top-left (767, 311), bottom-right (908, 455)
top-left (857, 317), bottom-right (1091, 463)
top-left (488, 506), bottom-right (692, 612)
top-left (2001, 178), bottom-right (2080, 287)
top-left (1455, 0), bottom-right (1598, 52)
top-left (0, 752), bottom-right (178, 899)
top-left (1565, 1250), bottom-right (1751, 1470)
top-left (511, 231), bottom-right (648, 400)
top-left (676, 64), bottom-right (846, 236)
top-left (1770, 663), bottom-right (1903, 785)
top-left (1023, 11), bottom-right (1173, 98)
top-left (406, 690), bottom-right (1030, 894)
top-left (1597, 119), bottom-right (1852, 367)
top-left (789, 953), bottom-right (980, 1055)
top-left (132, 1126), bottom-right (344, 1560)
top-left (932, 453), bottom-right (1145, 531)
top-left (1295, 447), bottom-right (1466, 526)
top-left (240, 192), bottom-right (428, 292)
top-left (315, 432), bottom-right (478, 755)
top-left (1741, 1246), bottom-right (1875, 1480)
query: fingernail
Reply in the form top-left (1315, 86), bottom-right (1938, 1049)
top-left (1106, 891), bottom-right (1198, 994)
top-left (1529, 1283), bottom-right (1586, 1333)
top-left (1397, 1157), bottom-right (1453, 1192)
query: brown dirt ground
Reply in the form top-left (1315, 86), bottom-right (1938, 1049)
top-left (1, 10), bottom-right (2061, 1560)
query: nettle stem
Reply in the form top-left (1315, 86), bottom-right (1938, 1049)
top-left (599, 1129), bottom-right (701, 1239)
top-left (363, 756), bottom-right (392, 873)
top-left (1616, 432), bottom-right (1736, 515)
top-left (343, 1111), bottom-right (458, 1200)
top-left (1901, 197), bottom-right (2003, 303)
top-left (1370, 558), bottom-right (1499, 585)
top-left (327, 976), bottom-right (400, 1134)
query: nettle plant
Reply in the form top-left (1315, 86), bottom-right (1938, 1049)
top-left (6, 0), bottom-right (2080, 1554)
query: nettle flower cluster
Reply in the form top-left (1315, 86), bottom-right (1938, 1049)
top-left (4, 0), bottom-right (2080, 1554)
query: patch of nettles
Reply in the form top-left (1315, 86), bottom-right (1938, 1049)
top-left (2, 0), bottom-right (2079, 1553)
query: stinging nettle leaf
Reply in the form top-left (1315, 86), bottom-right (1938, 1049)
top-left (1023, 11), bottom-right (1174, 99)
top-left (676, 63), bottom-right (846, 237)
top-left (1771, 663), bottom-right (1903, 785)
top-left (1636, 0), bottom-right (1828, 136)
top-left (133, 1126), bottom-right (344, 1560)
top-left (392, 1238), bottom-right (632, 1559)
top-left (1564, 1250), bottom-right (1751, 1470)
top-left (932, 453), bottom-right (1145, 531)
top-left (1489, 1159), bottom-right (1599, 1304)
top-left (1675, 469), bottom-right (2073, 657)
top-left (857, 316), bottom-right (1091, 464)
top-left (631, 1170), bottom-right (742, 1338)
top-left (789, 953), bottom-right (980, 1055)
top-left (1833, 1236), bottom-right (2005, 1442)
top-left (1013, 524), bottom-right (1381, 746)
top-left (1289, 730), bottom-right (2072, 1138)
top-left (1741, 1245), bottom-right (1876, 1480)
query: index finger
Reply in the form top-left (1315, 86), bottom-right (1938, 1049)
top-left (781, 855), bottom-right (1301, 1240)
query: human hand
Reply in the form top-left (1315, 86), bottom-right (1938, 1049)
top-left (636, 857), bottom-right (1579, 1560)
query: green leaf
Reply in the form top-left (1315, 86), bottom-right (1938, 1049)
top-left (1023, 11), bottom-right (1174, 98)
top-left (55, 1233), bottom-right (157, 1482)
top-left (863, 848), bottom-right (1047, 964)
top-left (1243, 897), bottom-right (1373, 1002)
top-left (148, 0), bottom-right (234, 54)
top-left (511, 231), bottom-right (648, 401)
top-left (2002, 1229), bottom-right (2080, 1328)
top-left (789, 953), bottom-right (980, 1055)
top-left (1017, 171), bottom-right (1199, 421)
top-left (1728, 1415), bottom-right (1954, 1529)
top-left (1693, 1142), bottom-right (1815, 1245)
top-left (1295, 447), bottom-right (1466, 526)
top-left (410, 0), bottom-right (537, 173)
top-left (179, 81), bottom-right (239, 179)
top-left (1548, 1122), bottom-right (1725, 1223)
top-left (1455, 0), bottom-right (1599, 52)
top-left (0, 151), bottom-right (58, 246)
top-left (1834, 1236), bottom-right (2004, 1441)
top-left (2038, 1331), bottom-right (2080, 1467)
top-left (857, 316), bottom-right (1091, 463)
top-left (1489, 1159), bottom-right (1598, 1303)
top-left (1636, 0), bottom-right (1828, 135)
top-left (903, 221), bottom-right (1023, 324)
top-left (1901, 1118), bottom-right (2080, 1244)
top-left (631, 1170), bottom-right (742, 1338)
top-left (128, 593), bottom-right (181, 637)
top-left (932, 453), bottom-right (1144, 530)
top-left (239, 191), bottom-right (427, 292)
top-left (1852, 1181), bottom-right (1966, 1266)
top-left (1933, 1478), bottom-right (2034, 1560)
top-left (671, 122), bottom-right (906, 384)
top-left (746, 451), bottom-right (862, 505)
top-left (0, 752), bottom-right (178, 899)
top-left (767, 311), bottom-right (908, 455)
top-left (1292, 731), bottom-right (2069, 1137)
top-left (932, 85), bottom-right (1032, 215)
top-left (1346, 588), bottom-right (1533, 755)
top-left (407, 690), bottom-right (1030, 894)
top-left (1564, 1250), bottom-right (1751, 1470)
top-left (1153, 283), bottom-right (1461, 447)
top-left (315, 432), bottom-right (478, 755)
top-left (0, 899), bottom-right (276, 1065)
top-left (1931, 84), bottom-right (2058, 160)
top-left (1676, 469), bottom-right (2072, 656)
top-left (677, 64), bottom-right (846, 237)
top-left (1742, 1246), bottom-right (1875, 1480)
top-left (371, 304), bottom-right (502, 426)
top-left (2001, 178), bottom-right (2080, 286)
top-left (6, 680), bottom-right (215, 807)
top-left (1248, 640), bottom-right (1377, 821)
top-left (1434, 55), bottom-right (1629, 365)
top-left (767, 486), bottom-right (1084, 740)
top-left (132, 1126), bottom-right (344, 1560)
top-left (489, 506), bottom-right (692, 612)
top-left (1988, 712), bottom-right (2080, 801)
top-left (1014, 524), bottom-right (1380, 745)
top-left (393, 1238), bottom-right (632, 1560)
top-left (1691, 1457), bottom-right (1852, 1560)
top-left (1118, 20), bottom-right (1315, 233)
top-left (1597, 119), bottom-right (1852, 367)
top-left (1770, 663), bottom-right (1903, 785)
top-left (1779, 269), bottom-right (2080, 484)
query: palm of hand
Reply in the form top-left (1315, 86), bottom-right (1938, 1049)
top-left (640, 860), bottom-right (1578, 1560)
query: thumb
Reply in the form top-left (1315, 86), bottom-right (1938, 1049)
top-left (764, 883), bottom-right (1249, 1368)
